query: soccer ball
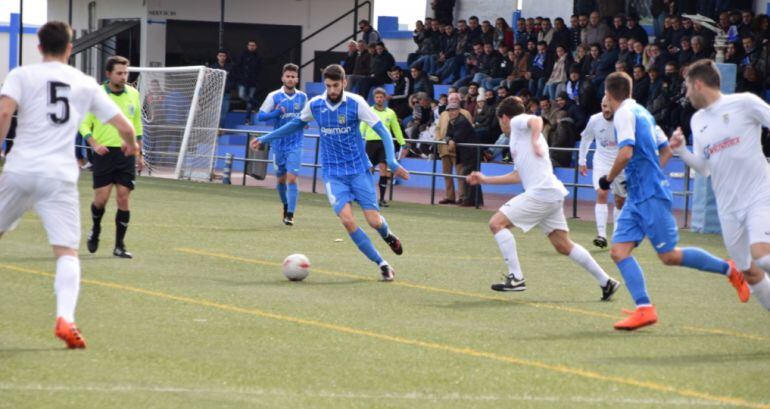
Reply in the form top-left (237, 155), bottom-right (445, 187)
top-left (282, 254), bottom-right (310, 281)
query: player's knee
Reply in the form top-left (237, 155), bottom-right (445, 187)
top-left (553, 240), bottom-right (572, 256)
top-left (596, 190), bottom-right (608, 203)
top-left (744, 266), bottom-right (765, 284)
top-left (286, 174), bottom-right (297, 184)
top-left (488, 218), bottom-right (506, 234)
top-left (610, 246), bottom-right (628, 263)
top-left (658, 251), bottom-right (680, 266)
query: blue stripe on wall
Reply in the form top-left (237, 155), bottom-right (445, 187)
top-left (4, 13), bottom-right (41, 71)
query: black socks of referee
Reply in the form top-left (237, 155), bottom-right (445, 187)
top-left (378, 175), bottom-right (389, 202)
top-left (115, 209), bottom-right (130, 249)
top-left (91, 203), bottom-right (105, 237)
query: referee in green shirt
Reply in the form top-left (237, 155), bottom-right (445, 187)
top-left (359, 88), bottom-right (406, 207)
top-left (80, 56), bottom-right (143, 258)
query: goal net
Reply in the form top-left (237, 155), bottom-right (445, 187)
top-left (131, 66), bottom-right (227, 181)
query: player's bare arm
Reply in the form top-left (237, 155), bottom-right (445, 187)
top-left (601, 145), bottom-right (632, 189)
top-left (527, 116), bottom-right (545, 157)
top-left (0, 95), bottom-right (17, 145)
top-left (671, 127), bottom-right (709, 175)
top-left (467, 170), bottom-right (520, 185)
top-left (106, 112), bottom-right (137, 156)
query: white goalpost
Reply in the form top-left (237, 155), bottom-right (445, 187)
top-left (130, 66), bottom-right (227, 181)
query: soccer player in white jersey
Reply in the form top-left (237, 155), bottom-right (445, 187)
top-left (0, 22), bottom-right (137, 348)
top-left (579, 97), bottom-right (627, 248)
top-left (252, 65), bottom-right (409, 281)
top-left (670, 59), bottom-right (770, 311)
top-left (467, 97), bottom-right (621, 299)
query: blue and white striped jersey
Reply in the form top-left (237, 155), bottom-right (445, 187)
top-left (300, 91), bottom-right (381, 177)
top-left (259, 88), bottom-right (308, 152)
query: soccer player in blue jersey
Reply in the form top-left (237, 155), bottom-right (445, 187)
top-left (251, 64), bottom-right (409, 281)
top-left (257, 63), bottom-right (308, 226)
top-left (599, 72), bottom-right (749, 331)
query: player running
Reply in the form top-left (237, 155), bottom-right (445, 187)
top-left (579, 97), bottom-right (627, 248)
top-left (670, 59), bottom-right (770, 311)
top-left (251, 65), bottom-right (409, 281)
top-left (81, 55), bottom-right (143, 258)
top-left (257, 63), bottom-right (308, 226)
top-left (467, 96), bottom-right (621, 299)
top-left (0, 21), bottom-right (137, 348)
top-left (600, 72), bottom-right (749, 331)
top-left (359, 87), bottom-right (406, 207)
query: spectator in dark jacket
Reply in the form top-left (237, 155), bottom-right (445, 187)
top-left (445, 103), bottom-right (482, 206)
top-left (550, 17), bottom-right (572, 52)
top-left (483, 43), bottom-right (513, 90)
top-left (411, 65), bottom-right (435, 99)
top-left (471, 42), bottom-right (503, 87)
top-left (467, 16), bottom-right (482, 44)
top-left (342, 40), bottom-right (358, 75)
top-left (237, 40), bottom-right (263, 124)
top-left (359, 19), bottom-right (381, 45)
top-left (625, 14), bottom-right (649, 45)
top-left (632, 65), bottom-right (650, 106)
top-left (358, 42), bottom-right (396, 99)
top-left (591, 36), bottom-right (619, 91)
top-left (431, 0), bottom-right (455, 25)
top-left (346, 40), bottom-right (372, 94)
top-left (387, 66), bottom-right (413, 119)
top-left (528, 40), bottom-right (552, 98)
top-left (209, 50), bottom-right (236, 127)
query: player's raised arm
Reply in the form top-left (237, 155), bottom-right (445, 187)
top-left (252, 99), bottom-right (311, 150)
top-left (671, 127), bottom-right (710, 176)
top-left (257, 92), bottom-right (283, 122)
top-left (356, 95), bottom-right (409, 180)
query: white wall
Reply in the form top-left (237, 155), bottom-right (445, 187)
top-left (755, 0), bottom-right (770, 15)
top-left (454, 0), bottom-right (518, 24)
top-left (520, 0), bottom-right (570, 21)
top-left (0, 32), bottom-right (44, 83)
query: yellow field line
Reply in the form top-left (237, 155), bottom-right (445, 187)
top-left (0, 262), bottom-right (766, 409)
top-left (175, 247), bottom-right (770, 343)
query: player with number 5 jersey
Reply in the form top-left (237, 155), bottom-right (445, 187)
top-left (251, 64), bottom-right (409, 281)
top-left (0, 21), bottom-right (137, 349)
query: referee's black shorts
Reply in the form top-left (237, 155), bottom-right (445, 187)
top-left (92, 147), bottom-right (136, 190)
top-left (365, 140), bottom-right (386, 166)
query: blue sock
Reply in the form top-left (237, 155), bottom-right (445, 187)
top-left (349, 228), bottom-right (383, 265)
top-left (680, 247), bottom-right (729, 275)
top-left (286, 183), bottom-right (299, 213)
top-left (276, 183), bottom-right (287, 205)
top-left (375, 215), bottom-right (390, 239)
top-left (617, 257), bottom-right (651, 306)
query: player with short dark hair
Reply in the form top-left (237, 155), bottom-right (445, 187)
top-left (670, 59), bottom-right (770, 311)
top-left (467, 96), bottom-right (620, 297)
top-left (360, 87), bottom-right (405, 207)
top-left (251, 64), bottom-right (409, 281)
top-left (81, 55), bottom-right (143, 259)
top-left (600, 71), bottom-right (749, 330)
top-left (0, 21), bottom-right (137, 348)
top-left (257, 63), bottom-right (308, 225)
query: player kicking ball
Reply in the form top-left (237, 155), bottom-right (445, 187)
top-left (600, 72), bottom-right (749, 331)
top-left (257, 63), bottom-right (308, 226)
top-left (579, 97), bottom-right (627, 248)
top-left (670, 59), bottom-right (770, 311)
top-left (467, 96), bottom-right (620, 300)
top-left (251, 65), bottom-right (408, 281)
top-left (0, 22), bottom-right (137, 348)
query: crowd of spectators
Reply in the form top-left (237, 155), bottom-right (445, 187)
top-left (342, 3), bottom-right (770, 169)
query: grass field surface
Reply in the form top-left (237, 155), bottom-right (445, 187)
top-left (1, 176), bottom-right (768, 408)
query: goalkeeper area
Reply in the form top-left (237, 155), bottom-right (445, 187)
top-left (1, 176), bottom-right (768, 409)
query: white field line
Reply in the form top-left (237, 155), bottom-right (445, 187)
top-left (0, 383), bottom-right (728, 406)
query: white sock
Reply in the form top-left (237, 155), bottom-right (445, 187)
top-left (594, 203), bottom-right (608, 238)
top-left (613, 206), bottom-right (621, 234)
top-left (749, 274), bottom-right (770, 311)
top-left (494, 229), bottom-right (523, 280)
top-left (568, 243), bottom-right (610, 286)
top-left (755, 255), bottom-right (770, 273)
top-left (54, 255), bottom-right (81, 322)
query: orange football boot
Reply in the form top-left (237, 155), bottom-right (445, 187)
top-left (726, 260), bottom-right (750, 303)
top-left (613, 305), bottom-right (658, 331)
top-left (55, 317), bottom-right (86, 349)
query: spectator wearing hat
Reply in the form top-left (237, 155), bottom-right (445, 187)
top-left (436, 93), bottom-right (473, 204)
top-left (444, 102), bottom-right (482, 207)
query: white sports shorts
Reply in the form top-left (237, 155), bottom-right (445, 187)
top-left (718, 203), bottom-right (770, 271)
top-left (0, 172), bottom-right (81, 249)
top-left (592, 165), bottom-right (627, 198)
top-left (499, 193), bottom-right (568, 234)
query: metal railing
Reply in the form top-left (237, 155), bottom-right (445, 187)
top-left (187, 128), bottom-right (701, 228)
